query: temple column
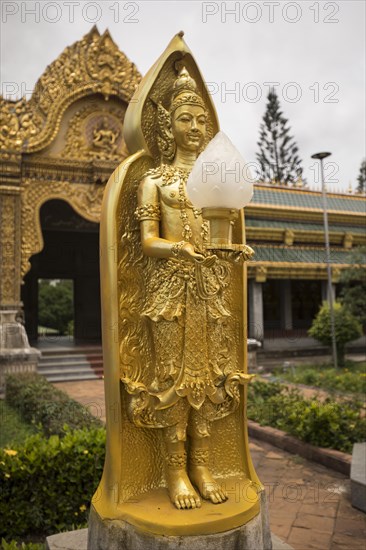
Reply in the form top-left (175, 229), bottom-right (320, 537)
top-left (321, 280), bottom-right (336, 303)
top-left (281, 280), bottom-right (292, 331)
top-left (248, 279), bottom-right (264, 342)
top-left (0, 154), bottom-right (39, 393)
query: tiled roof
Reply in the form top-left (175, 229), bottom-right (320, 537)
top-left (251, 187), bottom-right (366, 213)
top-left (251, 245), bottom-right (355, 264)
top-left (246, 218), bottom-right (366, 234)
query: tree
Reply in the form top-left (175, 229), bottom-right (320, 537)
top-left (356, 159), bottom-right (366, 193)
top-left (256, 88), bottom-right (304, 186)
top-left (38, 279), bottom-right (74, 335)
top-left (339, 246), bottom-right (366, 325)
top-left (308, 301), bottom-right (362, 366)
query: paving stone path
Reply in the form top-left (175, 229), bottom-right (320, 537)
top-left (54, 379), bottom-right (366, 550)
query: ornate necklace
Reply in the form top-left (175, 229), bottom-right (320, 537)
top-left (161, 164), bottom-right (209, 247)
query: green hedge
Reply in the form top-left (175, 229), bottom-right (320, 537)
top-left (0, 401), bottom-right (39, 448)
top-left (1, 540), bottom-right (44, 549)
top-left (5, 373), bottom-right (102, 437)
top-left (274, 361), bottom-right (366, 394)
top-left (248, 379), bottom-right (366, 453)
top-left (0, 427), bottom-right (106, 539)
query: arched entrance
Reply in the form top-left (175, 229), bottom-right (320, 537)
top-left (22, 199), bottom-right (101, 344)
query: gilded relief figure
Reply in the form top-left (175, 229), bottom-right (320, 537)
top-left (91, 33), bottom-right (263, 539)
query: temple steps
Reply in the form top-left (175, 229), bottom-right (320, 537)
top-left (37, 347), bottom-right (103, 382)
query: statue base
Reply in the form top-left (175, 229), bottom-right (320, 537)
top-left (88, 490), bottom-right (272, 550)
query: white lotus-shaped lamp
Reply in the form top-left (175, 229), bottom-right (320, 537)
top-left (187, 131), bottom-right (254, 247)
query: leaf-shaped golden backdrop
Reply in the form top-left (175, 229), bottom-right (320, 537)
top-left (89, 33), bottom-right (268, 547)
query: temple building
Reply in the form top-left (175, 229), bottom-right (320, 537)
top-left (247, 186), bottom-right (365, 341)
top-left (0, 27), bottom-right (140, 348)
top-left (1, 27), bottom-right (365, 362)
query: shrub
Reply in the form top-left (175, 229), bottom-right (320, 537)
top-left (274, 361), bottom-right (366, 394)
top-left (339, 246), bottom-right (366, 325)
top-left (0, 427), bottom-right (106, 539)
top-left (248, 380), bottom-right (365, 453)
top-left (5, 373), bottom-right (102, 437)
top-left (1, 540), bottom-right (44, 549)
top-left (308, 301), bottom-right (362, 366)
top-left (0, 401), bottom-right (39, 448)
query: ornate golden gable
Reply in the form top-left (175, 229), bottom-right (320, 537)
top-left (0, 26), bottom-right (141, 153)
top-left (0, 27), bottom-right (142, 291)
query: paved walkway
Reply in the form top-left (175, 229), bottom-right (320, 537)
top-left (54, 380), bottom-right (366, 550)
top-left (260, 335), bottom-right (366, 353)
top-left (259, 354), bottom-right (366, 375)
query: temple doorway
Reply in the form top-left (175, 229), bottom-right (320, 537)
top-left (22, 200), bottom-right (101, 344)
top-left (262, 279), bottom-right (323, 338)
top-left (291, 280), bottom-right (322, 330)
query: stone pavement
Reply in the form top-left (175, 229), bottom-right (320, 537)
top-left (54, 379), bottom-right (366, 550)
top-left (259, 335), bottom-right (366, 354)
top-left (56, 379), bottom-right (106, 421)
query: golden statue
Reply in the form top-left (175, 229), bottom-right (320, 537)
top-left (89, 33), bottom-right (271, 549)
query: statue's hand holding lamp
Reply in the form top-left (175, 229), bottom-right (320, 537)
top-left (187, 131), bottom-right (255, 261)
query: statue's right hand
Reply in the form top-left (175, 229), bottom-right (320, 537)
top-left (180, 242), bottom-right (205, 263)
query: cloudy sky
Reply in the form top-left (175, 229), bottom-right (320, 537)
top-left (1, 0), bottom-right (365, 191)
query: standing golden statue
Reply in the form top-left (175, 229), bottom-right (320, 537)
top-left (89, 32), bottom-right (272, 549)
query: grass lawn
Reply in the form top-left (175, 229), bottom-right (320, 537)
top-left (0, 400), bottom-right (39, 448)
top-left (272, 360), bottom-right (366, 395)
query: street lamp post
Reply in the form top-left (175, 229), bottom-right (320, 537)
top-left (311, 152), bottom-right (338, 369)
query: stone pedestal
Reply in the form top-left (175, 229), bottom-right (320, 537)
top-left (87, 490), bottom-right (272, 550)
top-left (351, 442), bottom-right (366, 512)
top-left (0, 310), bottom-right (40, 394)
top-left (46, 530), bottom-right (293, 550)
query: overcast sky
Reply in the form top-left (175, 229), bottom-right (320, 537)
top-left (1, 0), bottom-right (365, 191)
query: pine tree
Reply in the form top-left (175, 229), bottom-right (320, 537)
top-left (256, 89), bottom-right (304, 186)
top-left (356, 159), bottom-right (366, 193)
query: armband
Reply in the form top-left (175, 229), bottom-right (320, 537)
top-left (134, 203), bottom-right (161, 221)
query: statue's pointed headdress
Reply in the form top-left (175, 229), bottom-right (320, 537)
top-left (155, 64), bottom-right (208, 161)
top-left (123, 32), bottom-right (219, 161)
top-left (169, 64), bottom-right (206, 112)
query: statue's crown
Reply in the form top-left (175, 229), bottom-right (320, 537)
top-left (170, 66), bottom-right (205, 113)
top-left (173, 66), bottom-right (197, 94)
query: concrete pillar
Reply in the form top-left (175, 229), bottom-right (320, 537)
top-left (322, 280), bottom-right (336, 303)
top-left (329, 283), bottom-right (336, 302)
top-left (281, 280), bottom-right (292, 330)
top-left (249, 280), bottom-right (264, 341)
top-left (0, 158), bottom-right (40, 392)
top-left (0, 185), bottom-right (22, 312)
top-left (321, 280), bottom-right (327, 302)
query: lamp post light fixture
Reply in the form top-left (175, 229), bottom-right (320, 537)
top-left (311, 151), bottom-right (338, 369)
top-left (187, 131), bottom-right (254, 247)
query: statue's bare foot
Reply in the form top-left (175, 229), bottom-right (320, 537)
top-left (189, 465), bottom-right (228, 504)
top-left (167, 468), bottom-right (202, 509)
